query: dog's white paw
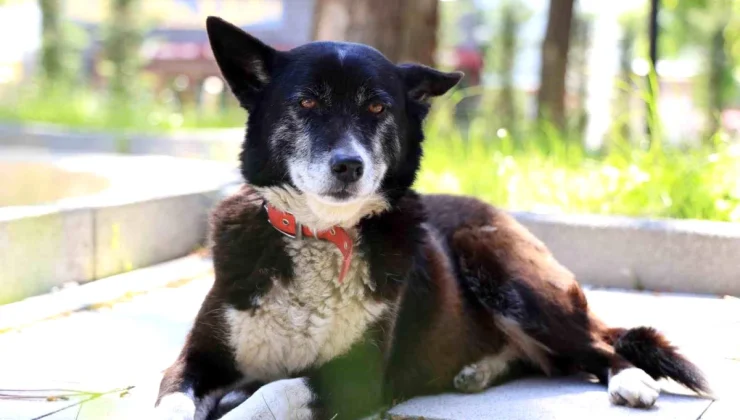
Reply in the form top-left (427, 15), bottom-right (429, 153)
top-left (454, 364), bottom-right (490, 393)
top-left (150, 392), bottom-right (195, 420)
top-left (219, 377), bottom-right (314, 420)
top-left (608, 367), bottom-right (661, 408)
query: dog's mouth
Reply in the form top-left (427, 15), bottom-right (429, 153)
top-left (309, 189), bottom-right (362, 204)
top-left (298, 174), bottom-right (369, 205)
top-left (326, 190), bottom-right (353, 201)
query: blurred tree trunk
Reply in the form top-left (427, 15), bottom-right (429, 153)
top-left (645, 0), bottom-right (660, 147)
top-left (705, 8), bottom-right (733, 142)
top-left (39, 0), bottom-right (63, 81)
top-left (484, 0), bottom-right (530, 136)
top-left (497, 1), bottom-right (519, 132)
top-left (569, 12), bottom-right (592, 138)
top-left (104, 0), bottom-right (142, 100)
top-left (612, 15), bottom-right (639, 147)
top-left (312, 0), bottom-right (438, 66)
top-left (706, 25), bottom-right (727, 140)
top-left (537, 0), bottom-right (575, 130)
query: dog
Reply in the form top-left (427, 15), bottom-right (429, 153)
top-left (153, 16), bottom-right (710, 420)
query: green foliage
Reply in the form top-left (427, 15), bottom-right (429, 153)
top-left (39, 0), bottom-right (63, 81)
top-left (415, 90), bottom-right (740, 223)
top-left (568, 8), bottom-right (595, 137)
top-left (660, 0), bottom-right (740, 136)
top-left (102, 0), bottom-right (144, 100)
top-left (0, 84), bottom-right (244, 132)
top-left (479, 0), bottom-right (532, 137)
top-left (37, 0), bottom-right (89, 84)
top-left (661, 0), bottom-right (735, 52)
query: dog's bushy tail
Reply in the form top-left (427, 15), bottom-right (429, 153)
top-left (608, 326), bottom-right (710, 395)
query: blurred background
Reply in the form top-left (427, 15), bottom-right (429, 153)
top-left (1, 3), bottom-right (740, 418)
top-left (0, 0), bottom-right (739, 220)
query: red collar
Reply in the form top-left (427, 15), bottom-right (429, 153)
top-left (265, 204), bottom-right (354, 284)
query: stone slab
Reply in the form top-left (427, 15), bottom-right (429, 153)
top-left (0, 208), bottom-right (93, 305)
top-left (93, 192), bottom-right (218, 279)
top-left (0, 123), bottom-right (118, 153)
top-left (514, 212), bottom-right (740, 296)
top-left (388, 378), bottom-right (712, 420)
top-left (0, 123), bottom-right (242, 163)
top-left (0, 148), bottom-right (239, 302)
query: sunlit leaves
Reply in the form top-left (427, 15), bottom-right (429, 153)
top-left (416, 100), bottom-right (740, 222)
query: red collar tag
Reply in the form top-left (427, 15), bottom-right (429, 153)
top-left (265, 204), bottom-right (354, 284)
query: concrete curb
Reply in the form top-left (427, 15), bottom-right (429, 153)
top-left (512, 212), bottom-right (740, 296)
top-left (0, 187), bottom-right (225, 303)
top-left (0, 150), bottom-right (240, 303)
top-left (0, 123), bottom-right (242, 162)
top-left (0, 255), bottom-right (213, 333)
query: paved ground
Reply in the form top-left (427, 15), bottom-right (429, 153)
top-left (0, 258), bottom-right (738, 420)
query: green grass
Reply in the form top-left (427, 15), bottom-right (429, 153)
top-left (0, 84), bottom-right (244, 132)
top-left (416, 92), bottom-right (740, 223)
top-left (1, 83), bottom-right (738, 222)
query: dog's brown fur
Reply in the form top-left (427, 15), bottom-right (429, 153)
top-left (154, 17), bottom-right (709, 420)
top-left (156, 190), bottom-right (709, 420)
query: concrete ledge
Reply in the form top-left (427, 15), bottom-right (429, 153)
top-left (513, 212), bottom-right (740, 296)
top-left (0, 208), bottom-right (93, 303)
top-left (0, 123), bottom-right (243, 162)
top-left (0, 149), bottom-right (239, 303)
top-left (93, 192), bottom-right (218, 278)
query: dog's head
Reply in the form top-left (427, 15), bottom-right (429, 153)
top-left (207, 17), bottom-right (461, 229)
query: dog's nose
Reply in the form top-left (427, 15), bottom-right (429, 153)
top-left (330, 153), bottom-right (364, 183)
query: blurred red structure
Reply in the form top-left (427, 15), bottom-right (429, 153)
top-left (453, 47), bottom-right (483, 87)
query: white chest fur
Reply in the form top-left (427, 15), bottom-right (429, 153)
top-left (224, 238), bottom-right (389, 382)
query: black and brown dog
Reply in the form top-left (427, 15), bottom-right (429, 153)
top-left (153, 16), bottom-right (709, 420)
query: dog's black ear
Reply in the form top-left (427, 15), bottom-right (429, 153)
top-left (398, 64), bottom-right (463, 102)
top-left (206, 16), bottom-right (280, 107)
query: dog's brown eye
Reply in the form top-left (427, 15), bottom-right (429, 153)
top-left (368, 103), bottom-right (384, 114)
top-left (300, 98), bottom-right (317, 109)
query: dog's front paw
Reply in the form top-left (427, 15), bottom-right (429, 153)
top-left (454, 364), bottom-right (490, 393)
top-left (219, 378), bottom-right (314, 420)
top-left (608, 368), bottom-right (660, 408)
top-left (150, 392), bottom-right (196, 420)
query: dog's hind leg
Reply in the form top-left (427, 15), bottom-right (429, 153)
top-left (438, 200), bottom-right (708, 408)
top-left (575, 339), bottom-right (661, 408)
top-left (453, 345), bottom-right (520, 393)
top-left (573, 322), bottom-right (711, 409)
top-left (602, 326), bottom-right (710, 406)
